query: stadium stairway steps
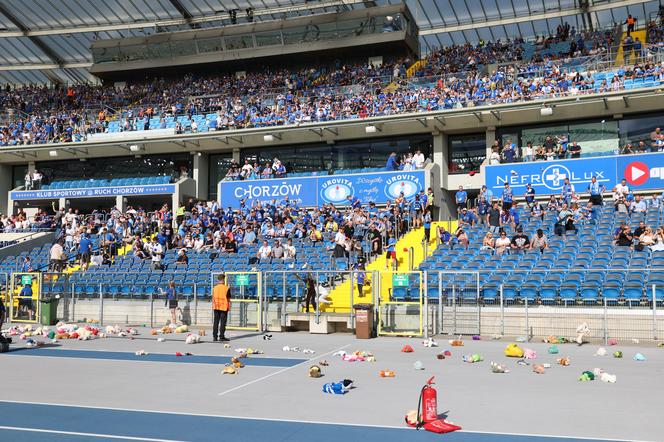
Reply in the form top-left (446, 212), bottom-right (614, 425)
top-left (321, 221), bottom-right (456, 313)
top-left (614, 29), bottom-right (647, 66)
top-left (382, 59), bottom-right (427, 94)
top-left (63, 239), bottom-right (134, 275)
top-left (406, 59), bottom-right (426, 78)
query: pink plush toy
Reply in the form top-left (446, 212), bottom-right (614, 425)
top-left (524, 348), bottom-right (537, 359)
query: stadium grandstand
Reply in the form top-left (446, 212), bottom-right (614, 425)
top-left (1, 1), bottom-right (664, 441)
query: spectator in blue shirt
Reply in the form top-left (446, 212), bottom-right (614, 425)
top-left (524, 183), bottom-right (536, 207)
top-left (479, 185), bottom-right (493, 204)
top-left (509, 202), bottom-right (521, 231)
top-left (437, 225), bottom-right (454, 248)
top-left (501, 183), bottom-right (513, 210)
top-left (459, 208), bottom-right (478, 227)
top-left (587, 176), bottom-right (605, 206)
top-left (21, 257), bottom-right (33, 273)
top-left (455, 186), bottom-right (468, 215)
top-left (79, 233), bottom-right (93, 270)
top-left (477, 197), bottom-right (489, 226)
top-left (347, 195), bottom-right (361, 209)
top-left (560, 178), bottom-right (575, 204)
top-left (385, 152), bottom-right (399, 171)
top-left (18, 282), bottom-right (34, 320)
top-left (423, 209), bottom-right (432, 244)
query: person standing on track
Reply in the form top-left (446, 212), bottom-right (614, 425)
top-left (295, 273), bottom-right (317, 313)
top-left (164, 281), bottom-right (178, 325)
top-left (212, 274), bottom-right (231, 342)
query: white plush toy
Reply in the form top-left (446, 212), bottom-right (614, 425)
top-left (575, 322), bottom-right (590, 345)
top-left (185, 334), bottom-right (201, 344)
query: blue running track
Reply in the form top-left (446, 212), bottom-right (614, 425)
top-left (4, 348), bottom-right (306, 367)
top-left (0, 401), bottom-right (624, 442)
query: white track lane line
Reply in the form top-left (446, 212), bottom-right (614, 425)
top-left (0, 400), bottom-right (651, 442)
top-left (0, 426), bottom-right (183, 442)
top-left (217, 343), bottom-right (351, 396)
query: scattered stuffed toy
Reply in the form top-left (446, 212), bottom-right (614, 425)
top-left (462, 354), bottom-right (482, 363)
top-left (575, 322), bottom-right (590, 345)
top-left (504, 344), bottom-right (524, 358)
top-left (579, 371), bottom-right (595, 381)
top-left (422, 338), bottom-right (438, 347)
top-left (174, 325), bottom-right (188, 334)
top-left (613, 351), bottom-right (623, 358)
top-left (309, 365), bottom-right (322, 378)
top-left (322, 379), bottom-right (353, 395)
top-left (592, 368), bottom-right (615, 383)
top-left (491, 362), bottom-right (509, 373)
top-left (449, 339), bottom-right (464, 347)
top-left (633, 353), bottom-right (646, 361)
top-left (401, 345), bottom-right (414, 353)
top-left (532, 364), bottom-right (545, 374)
top-left (185, 334), bottom-right (201, 344)
top-left (595, 347), bottom-right (607, 356)
top-left (548, 345), bottom-right (559, 354)
top-left (413, 360), bottom-right (424, 370)
top-left (25, 338), bottom-right (44, 348)
top-left (379, 370), bottom-right (395, 377)
top-left (135, 350), bottom-right (148, 356)
top-left (523, 349), bottom-right (537, 360)
top-left (222, 366), bottom-right (237, 375)
top-left (607, 338), bottom-right (618, 346)
top-left (557, 357), bottom-right (571, 366)
top-left (231, 357), bottom-right (244, 368)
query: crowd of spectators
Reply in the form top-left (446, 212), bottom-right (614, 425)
top-left (451, 174), bottom-right (664, 256)
top-left (489, 122), bottom-right (664, 165)
top-left (0, 22), bottom-right (658, 148)
top-left (36, 183), bottom-right (438, 274)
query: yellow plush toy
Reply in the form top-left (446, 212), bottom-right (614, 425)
top-left (504, 344), bottom-right (524, 358)
top-left (174, 325), bottom-right (188, 333)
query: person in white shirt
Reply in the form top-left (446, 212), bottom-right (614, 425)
top-left (412, 150), bottom-right (425, 169)
top-left (24, 172), bottom-right (32, 190)
top-left (615, 179), bottom-right (630, 198)
top-left (64, 209), bottom-right (77, 228)
top-left (284, 238), bottom-right (297, 260)
top-left (241, 160), bottom-right (253, 179)
top-left (257, 240), bottom-right (272, 262)
top-left (489, 148), bottom-right (501, 165)
top-left (32, 171), bottom-right (42, 190)
top-left (49, 241), bottom-right (65, 272)
top-left (65, 224), bottom-right (76, 252)
top-left (193, 235), bottom-right (204, 251)
top-left (524, 142), bottom-right (534, 162)
top-left (150, 238), bottom-right (163, 270)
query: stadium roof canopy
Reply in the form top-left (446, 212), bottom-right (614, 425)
top-left (0, 0), bottom-right (660, 85)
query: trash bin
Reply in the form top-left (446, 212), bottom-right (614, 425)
top-left (40, 297), bottom-right (59, 325)
top-left (353, 303), bottom-right (374, 339)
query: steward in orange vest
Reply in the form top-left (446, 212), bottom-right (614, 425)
top-left (212, 274), bottom-right (231, 341)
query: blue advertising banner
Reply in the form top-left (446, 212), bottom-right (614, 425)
top-left (484, 157), bottom-right (617, 197)
top-left (10, 184), bottom-right (176, 201)
top-left (218, 170), bottom-right (427, 207)
top-left (616, 152), bottom-right (664, 191)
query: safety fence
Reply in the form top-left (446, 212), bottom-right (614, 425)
top-left (3, 270), bottom-right (662, 343)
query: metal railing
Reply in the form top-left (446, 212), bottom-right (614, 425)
top-left (7, 267), bottom-right (662, 343)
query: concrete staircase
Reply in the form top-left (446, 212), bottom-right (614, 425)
top-left (322, 221), bottom-right (456, 313)
top-left (614, 29), bottom-right (647, 66)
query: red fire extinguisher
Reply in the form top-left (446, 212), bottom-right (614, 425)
top-left (420, 376), bottom-right (438, 424)
top-left (406, 376), bottom-right (462, 434)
